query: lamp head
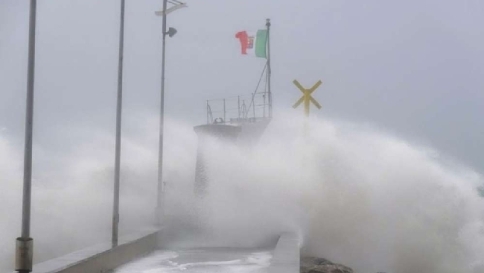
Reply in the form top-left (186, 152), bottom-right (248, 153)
top-left (166, 27), bottom-right (177, 38)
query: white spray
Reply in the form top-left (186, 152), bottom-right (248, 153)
top-left (1, 113), bottom-right (483, 273)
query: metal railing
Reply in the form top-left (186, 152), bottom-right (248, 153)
top-left (206, 92), bottom-right (272, 125)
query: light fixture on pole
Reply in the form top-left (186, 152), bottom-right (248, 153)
top-left (155, 1), bottom-right (187, 16)
top-left (166, 27), bottom-right (177, 38)
top-left (154, 0), bottom-right (186, 227)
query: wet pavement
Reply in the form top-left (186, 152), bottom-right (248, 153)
top-left (115, 248), bottom-right (272, 273)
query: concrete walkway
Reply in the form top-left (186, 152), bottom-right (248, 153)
top-left (115, 248), bottom-right (272, 273)
top-left (115, 234), bottom-right (300, 273)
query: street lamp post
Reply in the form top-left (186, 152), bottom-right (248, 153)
top-left (16, 0), bottom-right (37, 272)
top-left (155, 0), bottom-right (185, 227)
top-left (112, 0), bottom-right (126, 248)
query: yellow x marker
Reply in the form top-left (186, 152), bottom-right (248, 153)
top-left (292, 80), bottom-right (322, 117)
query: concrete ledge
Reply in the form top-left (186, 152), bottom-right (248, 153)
top-left (13, 228), bottom-right (161, 273)
top-left (269, 233), bottom-right (300, 273)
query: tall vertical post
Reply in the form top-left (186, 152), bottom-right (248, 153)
top-left (242, 101), bottom-right (247, 118)
top-left (223, 99), bottom-right (226, 122)
top-left (16, 0), bottom-right (36, 272)
top-left (112, 0), bottom-right (126, 248)
top-left (252, 94), bottom-right (256, 118)
top-left (263, 93), bottom-right (266, 118)
top-left (266, 18), bottom-right (272, 119)
top-left (304, 88), bottom-right (310, 136)
top-left (157, 0), bottom-right (168, 226)
top-left (237, 96), bottom-right (240, 119)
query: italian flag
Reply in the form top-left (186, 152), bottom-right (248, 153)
top-left (235, 30), bottom-right (268, 58)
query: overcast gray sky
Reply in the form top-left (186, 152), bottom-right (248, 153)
top-left (1, 0), bottom-right (484, 171)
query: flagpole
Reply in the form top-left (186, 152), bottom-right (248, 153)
top-left (266, 18), bottom-right (272, 119)
top-left (16, 0), bottom-right (36, 272)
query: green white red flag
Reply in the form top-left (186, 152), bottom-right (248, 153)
top-left (235, 30), bottom-right (268, 58)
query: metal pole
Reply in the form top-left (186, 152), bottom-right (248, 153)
top-left (223, 99), bottom-right (226, 122)
top-left (263, 93), bottom-right (266, 118)
top-left (238, 96), bottom-right (240, 119)
top-left (16, 0), bottom-right (36, 272)
top-left (157, 0), bottom-right (168, 226)
top-left (245, 101), bottom-right (248, 119)
top-left (266, 19), bottom-right (272, 119)
top-left (252, 94), bottom-right (256, 118)
top-left (112, 0), bottom-right (125, 248)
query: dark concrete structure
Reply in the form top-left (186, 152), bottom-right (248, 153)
top-left (193, 124), bottom-right (242, 195)
top-left (193, 118), bottom-right (270, 196)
